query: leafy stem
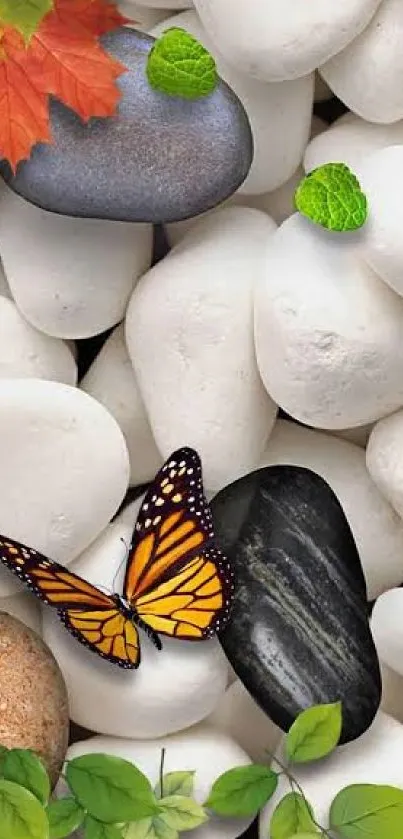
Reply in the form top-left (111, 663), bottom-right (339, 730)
top-left (270, 753), bottom-right (332, 838)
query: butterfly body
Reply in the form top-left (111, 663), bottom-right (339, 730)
top-left (0, 448), bottom-right (234, 669)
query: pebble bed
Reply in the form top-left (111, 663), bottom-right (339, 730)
top-left (2, 1), bottom-right (403, 838)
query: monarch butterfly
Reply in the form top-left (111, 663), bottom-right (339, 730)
top-left (0, 448), bottom-right (234, 669)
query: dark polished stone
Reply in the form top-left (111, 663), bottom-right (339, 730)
top-left (212, 465), bottom-right (381, 745)
top-left (0, 29), bottom-right (253, 223)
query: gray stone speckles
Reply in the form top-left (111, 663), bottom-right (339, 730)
top-left (212, 465), bottom-right (381, 745)
top-left (0, 29), bottom-right (253, 223)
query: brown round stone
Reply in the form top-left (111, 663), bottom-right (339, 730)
top-left (0, 612), bottom-right (69, 785)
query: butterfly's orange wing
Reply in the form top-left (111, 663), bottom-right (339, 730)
top-left (0, 535), bottom-right (140, 669)
top-left (124, 448), bottom-right (235, 640)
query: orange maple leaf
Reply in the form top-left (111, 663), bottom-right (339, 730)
top-left (57, 0), bottom-right (130, 37)
top-left (0, 0), bottom-right (128, 172)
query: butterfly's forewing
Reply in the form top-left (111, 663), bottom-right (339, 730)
top-left (124, 447), bottom-right (235, 640)
top-left (0, 534), bottom-right (140, 669)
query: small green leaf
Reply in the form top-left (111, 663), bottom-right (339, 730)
top-left (125, 815), bottom-right (177, 839)
top-left (154, 770), bottom-right (195, 799)
top-left (46, 797), bottom-right (85, 839)
top-left (0, 0), bottom-right (53, 40)
top-left (2, 749), bottom-right (50, 805)
top-left (159, 795), bottom-right (207, 830)
top-left (270, 793), bottom-right (318, 838)
top-left (0, 778), bottom-right (49, 839)
top-left (289, 835), bottom-right (321, 839)
top-left (66, 753), bottom-right (157, 823)
top-left (146, 27), bottom-right (218, 99)
top-left (286, 702), bottom-right (342, 763)
top-left (205, 764), bottom-right (278, 817)
top-left (84, 815), bottom-right (124, 839)
top-left (294, 163), bottom-right (368, 232)
top-left (330, 784), bottom-right (403, 839)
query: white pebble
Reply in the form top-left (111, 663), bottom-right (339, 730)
top-left (260, 712), bottom-right (403, 837)
top-left (152, 11), bottom-right (314, 196)
top-left (206, 680), bottom-right (282, 761)
top-left (0, 261), bottom-right (11, 298)
top-left (0, 186), bottom-right (153, 339)
top-left (255, 214), bottom-right (403, 429)
top-left (119, 1), bottom-right (179, 26)
top-left (304, 112), bottom-right (403, 174)
top-left (359, 146), bottom-right (403, 296)
top-left (193, 0), bottom-right (382, 81)
top-left (321, 0), bottom-right (403, 124)
top-left (125, 0), bottom-right (191, 8)
top-left (126, 207), bottom-right (278, 493)
top-left (0, 592), bottom-right (42, 635)
top-left (0, 380), bottom-right (129, 573)
top-left (81, 324), bottom-right (162, 486)
top-left (380, 662), bottom-right (403, 725)
top-left (367, 411), bottom-right (403, 520)
top-left (0, 297), bottom-right (76, 385)
top-left (43, 501), bottom-right (229, 738)
top-left (261, 420), bottom-right (403, 600)
top-left (371, 589), bottom-right (403, 677)
top-left (63, 726), bottom-right (253, 839)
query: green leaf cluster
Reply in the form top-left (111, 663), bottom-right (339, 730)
top-left (294, 162), bottom-right (368, 232)
top-left (146, 27), bottom-right (218, 100)
top-left (0, 700), bottom-right (402, 839)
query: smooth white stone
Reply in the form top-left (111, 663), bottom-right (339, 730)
top-left (330, 422), bottom-right (374, 448)
top-left (321, 0), bottom-right (403, 123)
top-left (367, 411), bottom-right (403, 521)
top-left (380, 662), bottom-right (403, 725)
top-left (151, 11), bottom-right (314, 196)
top-left (193, 0), bottom-right (382, 81)
top-left (127, 207), bottom-right (278, 493)
top-left (63, 727), bottom-right (253, 839)
top-left (255, 214), bottom-right (403, 429)
top-left (43, 502), bottom-right (229, 737)
top-left (119, 1), bottom-right (179, 25)
top-left (304, 112), bottom-right (403, 174)
top-left (0, 592), bottom-right (42, 635)
top-left (0, 297), bottom-right (77, 385)
top-left (81, 324), bottom-right (162, 486)
top-left (0, 261), bottom-right (11, 298)
top-left (259, 712), bottom-right (403, 837)
top-left (0, 187), bottom-right (153, 339)
top-left (206, 680), bottom-right (282, 761)
top-left (261, 420), bottom-right (403, 600)
top-left (124, 0), bottom-right (191, 9)
top-left (0, 380), bottom-right (129, 577)
top-left (371, 589), bottom-right (403, 677)
top-left (359, 147), bottom-right (403, 296)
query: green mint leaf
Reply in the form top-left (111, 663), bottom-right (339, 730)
top-left (289, 835), bottom-right (321, 839)
top-left (286, 702), bottom-right (342, 763)
top-left (205, 764), bottom-right (278, 817)
top-left (270, 792), bottom-right (318, 838)
top-left (66, 753), bottom-right (157, 823)
top-left (2, 749), bottom-right (50, 805)
top-left (159, 795), bottom-right (207, 830)
top-left (146, 27), bottom-right (218, 99)
top-left (330, 784), bottom-right (403, 839)
top-left (294, 162), bottom-right (368, 232)
top-left (0, 0), bottom-right (53, 40)
top-left (0, 778), bottom-right (49, 839)
top-left (46, 797), bottom-right (85, 839)
top-left (125, 815), bottom-right (177, 839)
top-left (154, 770), bottom-right (195, 799)
top-left (84, 815), bottom-right (124, 839)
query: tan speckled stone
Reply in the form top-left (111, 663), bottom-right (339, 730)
top-left (0, 612), bottom-right (69, 785)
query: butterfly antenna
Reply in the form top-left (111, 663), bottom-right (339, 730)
top-left (111, 537), bottom-right (131, 593)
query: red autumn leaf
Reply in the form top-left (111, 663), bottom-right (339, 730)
top-left (56, 0), bottom-right (130, 37)
top-left (0, 26), bottom-right (51, 172)
top-left (0, 0), bottom-right (127, 172)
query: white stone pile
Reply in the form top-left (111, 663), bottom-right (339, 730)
top-left (1, 0), bottom-right (403, 834)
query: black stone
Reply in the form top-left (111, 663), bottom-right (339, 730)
top-left (0, 28), bottom-right (253, 223)
top-left (212, 465), bottom-right (381, 745)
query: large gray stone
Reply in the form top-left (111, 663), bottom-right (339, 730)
top-left (0, 28), bottom-right (253, 223)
